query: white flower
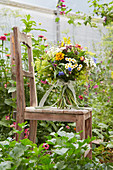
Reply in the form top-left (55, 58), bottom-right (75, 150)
top-left (79, 64), bottom-right (83, 68)
top-left (77, 67), bottom-right (81, 71)
top-left (71, 58), bottom-right (76, 63)
top-left (90, 58), bottom-right (96, 67)
top-left (84, 58), bottom-right (89, 67)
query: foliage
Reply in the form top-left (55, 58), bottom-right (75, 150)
top-left (0, 124), bottom-right (112, 170)
top-left (88, 0), bottom-right (113, 26)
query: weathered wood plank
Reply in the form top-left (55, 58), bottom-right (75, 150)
top-left (25, 107), bottom-right (91, 115)
top-left (19, 32), bottom-right (32, 47)
top-left (24, 112), bottom-right (77, 122)
top-left (23, 70), bottom-right (33, 78)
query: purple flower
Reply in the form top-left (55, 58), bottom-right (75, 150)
top-left (93, 57), bottom-right (97, 64)
top-left (58, 71), bottom-right (64, 76)
top-left (68, 67), bottom-right (72, 71)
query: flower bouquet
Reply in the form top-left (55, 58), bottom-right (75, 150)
top-left (35, 37), bottom-right (96, 109)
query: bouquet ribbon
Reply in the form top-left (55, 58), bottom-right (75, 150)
top-left (39, 80), bottom-right (79, 108)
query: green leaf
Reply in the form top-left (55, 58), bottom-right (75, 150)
top-left (8, 87), bottom-right (16, 93)
top-left (27, 14), bottom-right (31, 21)
top-left (55, 17), bottom-right (60, 22)
top-left (54, 148), bottom-right (68, 155)
top-left (0, 161), bottom-right (12, 170)
top-left (9, 143), bottom-right (29, 159)
top-left (68, 19), bottom-right (74, 24)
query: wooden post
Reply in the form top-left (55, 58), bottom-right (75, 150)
top-left (10, 33), bottom-right (16, 120)
top-left (85, 111), bottom-right (92, 159)
top-left (76, 115), bottom-right (85, 139)
top-left (27, 35), bottom-right (38, 143)
top-left (13, 27), bottom-right (25, 140)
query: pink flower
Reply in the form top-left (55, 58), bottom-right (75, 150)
top-left (60, 0), bottom-right (65, 2)
top-left (93, 85), bottom-right (98, 89)
top-left (60, 11), bottom-right (65, 15)
top-left (38, 35), bottom-right (44, 38)
top-left (24, 128), bottom-right (29, 137)
top-left (4, 84), bottom-right (7, 88)
top-left (10, 122), bottom-right (16, 128)
top-left (42, 143), bottom-right (49, 150)
top-left (0, 35), bottom-right (6, 41)
top-left (66, 125), bottom-right (70, 129)
top-left (107, 100), bottom-right (110, 102)
top-left (79, 95), bottom-right (83, 100)
top-left (61, 4), bottom-right (66, 7)
top-left (108, 96), bottom-right (111, 99)
top-left (100, 81), bottom-right (103, 84)
top-left (27, 82), bottom-right (30, 87)
top-left (103, 89), bottom-right (105, 92)
top-left (43, 37), bottom-right (47, 40)
top-left (6, 54), bottom-right (11, 57)
top-left (41, 80), bottom-right (48, 84)
top-left (24, 135), bottom-right (28, 138)
top-left (75, 44), bottom-right (83, 49)
top-left (45, 44), bottom-right (48, 47)
top-left (5, 116), bottom-right (10, 120)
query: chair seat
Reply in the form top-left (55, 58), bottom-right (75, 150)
top-left (24, 106), bottom-right (92, 122)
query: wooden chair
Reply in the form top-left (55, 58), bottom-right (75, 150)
top-left (10, 27), bottom-right (92, 159)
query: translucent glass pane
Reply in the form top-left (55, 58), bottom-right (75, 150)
top-left (10, 0), bottom-right (112, 13)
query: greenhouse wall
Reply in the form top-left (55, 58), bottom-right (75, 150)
top-left (0, 0), bottom-right (107, 52)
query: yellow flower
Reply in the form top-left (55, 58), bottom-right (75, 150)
top-left (55, 52), bottom-right (65, 61)
top-left (63, 37), bottom-right (71, 44)
top-left (111, 71), bottom-right (113, 79)
top-left (61, 41), bottom-right (64, 47)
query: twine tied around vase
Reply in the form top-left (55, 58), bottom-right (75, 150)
top-left (39, 80), bottom-right (79, 109)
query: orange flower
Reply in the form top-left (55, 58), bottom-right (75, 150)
top-left (55, 52), bottom-right (64, 61)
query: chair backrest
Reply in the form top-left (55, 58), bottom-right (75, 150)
top-left (10, 27), bottom-right (37, 131)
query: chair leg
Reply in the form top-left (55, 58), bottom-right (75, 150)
top-left (85, 111), bottom-right (92, 159)
top-left (76, 115), bottom-right (85, 139)
top-left (29, 120), bottom-right (37, 143)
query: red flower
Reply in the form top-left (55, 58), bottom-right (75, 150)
top-left (0, 35), bottom-right (6, 41)
top-left (4, 33), bottom-right (8, 36)
top-left (38, 35), bottom-right (44, 38)
top-left (79, 95), bottom-right (83, 100)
